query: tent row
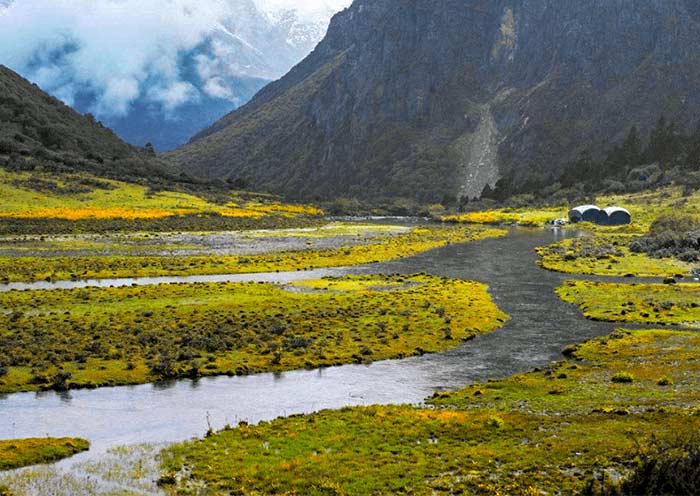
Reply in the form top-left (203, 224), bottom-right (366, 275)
top-left (568, 205), bottom-right (631, 225)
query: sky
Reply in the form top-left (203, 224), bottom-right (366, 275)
top-left (0, 0), bottom-right (349, 117)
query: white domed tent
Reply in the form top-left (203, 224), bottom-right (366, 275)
top-left (603, 207), bottom-right (631, 226)
top-left (568, 205), bottom-right (603, 224)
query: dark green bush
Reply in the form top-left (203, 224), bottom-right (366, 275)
top-left (630, 213), bottom-right (700, 262)
top-left (586, 435), bottom-right (700, 495)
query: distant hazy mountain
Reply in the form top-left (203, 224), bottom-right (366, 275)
top-left (171, 0), bottom-right (700, 203)
top-left (0, 0), bottom-right (349, 151)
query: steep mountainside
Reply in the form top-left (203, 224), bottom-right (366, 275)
top-left (171, 0), bottom-right (700, 203)
top-left (0, 65), bottom-right (177, 183)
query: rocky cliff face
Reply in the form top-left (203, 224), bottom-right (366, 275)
top-left (171, 0), bottom-right (700, 202)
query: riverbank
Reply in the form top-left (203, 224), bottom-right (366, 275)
top-left (160, 327), bottom-right (700, 495)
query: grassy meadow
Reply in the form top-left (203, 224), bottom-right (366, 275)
top-left (536, 234), bottom-right (694, 277)
top-left (2, 177), bottom-right (700, 495)
top-left (557, 280), bottom-right (700, 327)
top-left (0, 169), bottom-right (322, 221)
top-left (0, 274), bottom-right (507, 393)
top-left (0, 169), bottom-right (324, 235)
top-left (160, 327), bottom-right (700, 495)
top-left (0, 225), bottom-right (504, 283)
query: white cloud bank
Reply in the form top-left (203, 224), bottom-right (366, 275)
top-left (254, 0), bottom-right (349, 22)
top-left (0, 0), bottom-right (349, 117)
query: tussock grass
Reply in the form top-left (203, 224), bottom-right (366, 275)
top-left (0, 274), bottom-right (507, 393)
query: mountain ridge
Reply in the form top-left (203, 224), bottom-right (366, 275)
top-left (171, 0), bottom-right (700, 203)
top-left (0, 64), bottom-right (180, 185)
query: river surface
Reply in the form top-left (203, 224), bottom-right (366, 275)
top-left (0, 227), bottom-right (653, 485)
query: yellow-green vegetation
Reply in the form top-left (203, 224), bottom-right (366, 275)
top-left (0, 438), bottom-right (89, 470)
top-left (536, 234), bottom-right (693, 277)
top-left (443, 186), bottom-right (700, 233)
top-left (241, 222), bottom-right (410, 238)
top-left (557, 280), bottom-right (700, 326)
top-left (0, 226), bottom-right (505, 283)
top-left (598, 187), bottom-right (700, 233)
top-left (160, 329), bottom-right (700, 495)
top-left (0, 222), bottom-right (407, 256)
top-left (0, 274), bottom-right (507, 393)
top-left (0, 169), bottom-right (322, 221)
top-left (442, 205), bottom-right (564, 227)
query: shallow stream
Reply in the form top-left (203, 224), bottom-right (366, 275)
top-left (0, 228), bottom-right (655, 491)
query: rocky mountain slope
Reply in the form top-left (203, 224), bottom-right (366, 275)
top-left (0, 65), bottom-right (178, 184)
top-left (171, 0), bottom-right (700, 203)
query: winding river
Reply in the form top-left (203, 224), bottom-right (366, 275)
top-left (0, 228), bottom-right (656, 475)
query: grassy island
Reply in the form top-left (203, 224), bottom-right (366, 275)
top-left (0, 438), bottom-right (89, 471)
top-left (0, 274), bottom-right (508, 393)
top-left (0, 225), bottom-right (505, 284)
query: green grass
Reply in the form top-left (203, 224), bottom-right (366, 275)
top-left (556, 280), bottom-right (700, 326)
top-left (0, 169), bottom-right (323, 221)
top-left (160, 329), bottom-right (700, 495)
top-left (536, 234), bottom-right (693, 277)
top-left (444, 186), bottom-right (700, 234)
top-left (0, 225), bottom-right (505, 283)
top-left (0, 438), bottom-right (89, 470)
top-left (0, 274), bottom-right (508, 393)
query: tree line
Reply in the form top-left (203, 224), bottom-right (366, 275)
top-left (482, 117), bottom-right (700, 202)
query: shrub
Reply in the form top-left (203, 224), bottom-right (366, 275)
top-left (630, 213), bottom-right (700, 261)
top-left (150, 355), bottom-right (177, 378)
top-left (51, 371), bottom-right (72, 391)
top-left (649, 213), bottom-right (700, 236)
top-left (657, 377), bottom-right (674, 386)
top-left (486, 416), bottom-right (505, 429)
top-left (611, 372), bottom-right (634, 384)
top-left (597, 436), bottom-right (700, 495)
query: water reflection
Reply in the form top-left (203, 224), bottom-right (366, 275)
top-left (0, 267), bottom-right (351, 293)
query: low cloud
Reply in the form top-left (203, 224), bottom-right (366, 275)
top-left (0, 0), bottom-right (231, 117)
top-left (0, 0), bottom-right (350, 118)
